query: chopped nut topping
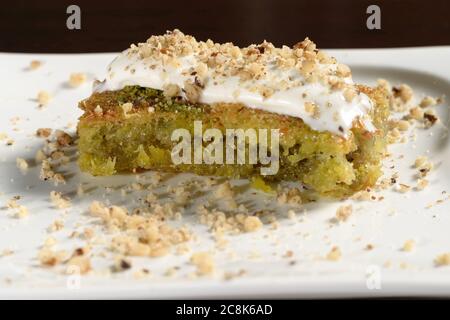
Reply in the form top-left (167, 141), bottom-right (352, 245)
top-left (336, 64), bottom-right (351, 77)
top-left (190, 252), bottom-right (215, 275)
top-left (416, 178), bottom-right (429, 190)
top-left (435, 253), bottom-right (450, 267)
top-left (36, 128), bottom-right (52, 138)
top-left (419, 96), bottom-right (437, 108)
top-left (7, 31), bottom-right (449, 283)
top-left (15, 205), bottom-right (29, 219)
top-left (16, 158), bottom-right (29, 171)
top-left (6, 196), bottom-right (20, 209)
top-left (55, 130), bottom-right (73, 146)
top-left (40, 160), bottom-right (65, 184)
top-left (395, 183), bottom-right (411, 193)
top-left (89, 201), bottom-right (191, 257)
top-left (50, 191), bottom-right (71, 209)
top-left (163, 83), bottom-right (181, 98)
top-left (195, 62), bottom-right (208, 79)
top-left (402, 239), bottom-right (415, 252)
top-left (335, 204), bottom-right (352, 222)
top-left (48, 219), bottom-right (64, 233)
top-left (94, 105), bottom-right (103, 115)
top-left (214, 181), bottom-right (234, 198)
top-left (43, 237), bottom-right (57, 247)
top-left (1, 249), bottom-right (14, 257)
top-left (414, 156), bottom-right (433, 177)
top-left (376, 78), bottom-right (391, 92)
top-left (120, 102), bottom-right (133, 115)
top-left (37, 91), bottom-right (51, 106)
top-left (343, 88), bottom-right (357, 102)
top-left (300, 59), bottom-right (316, 75)
top-left (38, 248), bottom-right (67, 267)
top-left (304, 102), bottom-right (320, 119)
top-left (414, 156), bottom-right (429, 168)
top-left (183, 80), bottom-right (202, 103)
top-left (29, 60), bottom-right (42, 70)
top-left (326, 246), bottom-right (342, 261)
top-left (101, 29), bottom-right (372, 135)
top-left (66, 256), bottom-right (91, 274)
top-left (423, 111), bottom-right (438, 127)
top-left (396, 120), bottom-right (410, 131)
top-left (351, 189), bottom-right (375, 201)
top-left (409, 106), bottom-right (424, 120)
top-left (243, 216), bottom-right (263, 232)
top-left (277, 187), bottom-right (303, 206)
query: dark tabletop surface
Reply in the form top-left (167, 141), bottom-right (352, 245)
top-left (1, 0), bottom-right (449, 53)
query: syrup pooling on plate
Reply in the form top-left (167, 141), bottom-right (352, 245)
top-left (94, 30), bottom-right (374, 137)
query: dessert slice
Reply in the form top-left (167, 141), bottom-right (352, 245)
top-left (77, 30), bottom-right (389, 198)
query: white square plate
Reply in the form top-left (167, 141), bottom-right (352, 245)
top-left (0, 47), bottom-right (449, 299)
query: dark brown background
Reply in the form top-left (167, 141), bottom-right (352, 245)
top-left (1, 0), bottom-right (449, 53)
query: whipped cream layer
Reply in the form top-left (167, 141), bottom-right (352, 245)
top-left (95, 30), bottom-right (374, 137)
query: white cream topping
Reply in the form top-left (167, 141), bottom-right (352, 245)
top-left (94, 30), bottom-right (374, 137)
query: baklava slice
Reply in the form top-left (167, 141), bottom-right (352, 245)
top-left (77, 30), bottom-right (389, 198)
